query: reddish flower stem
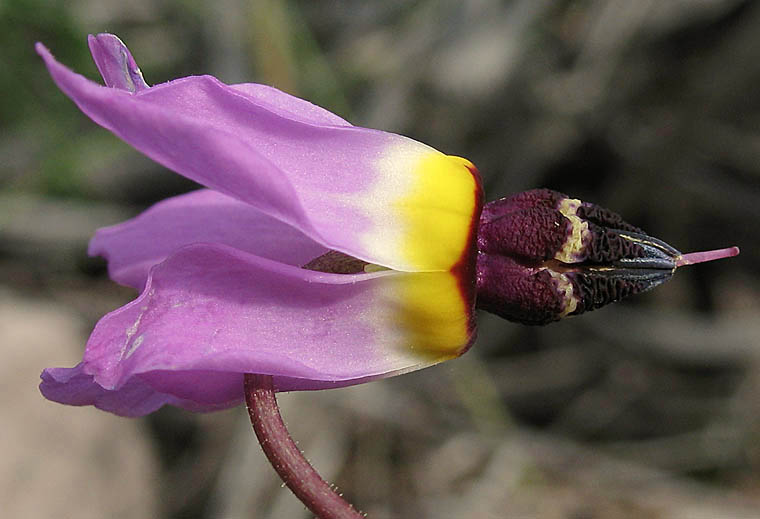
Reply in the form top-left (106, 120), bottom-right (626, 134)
top-left (244, 373), bottom-right (365, 519)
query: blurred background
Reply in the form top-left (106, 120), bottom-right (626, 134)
top-left (2, 0), bottom-right (759, 517)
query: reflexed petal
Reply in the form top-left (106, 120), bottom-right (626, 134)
top-left (41, 364), bottom-right (176, 417)
top-left (37, 40), bottom-right (482, 272)
top-left (40, 364), bottom-right (239, 416)
top-left (87, 33), bottom-right (148, 92)
top-left (53, 244), bottom-right (475, 414)
top-left (89, 189), bottom-right (328, 290)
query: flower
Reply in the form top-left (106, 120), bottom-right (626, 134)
top-left (38, 34), bottom-right (739, 418)
top-left (37, 34), bottom-right (483, 416)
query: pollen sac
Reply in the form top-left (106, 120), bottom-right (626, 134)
top-left (476, 189), bottom-right (681, 325)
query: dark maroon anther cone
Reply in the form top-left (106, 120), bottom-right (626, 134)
top-left (475, 189), bottom-right (739, 325)
top-left (479, 188), bottom-right (566, 224)
top-left (478, 207), bottom-right (570, 261)
top-left (476, 254), bottom-right (565, 325)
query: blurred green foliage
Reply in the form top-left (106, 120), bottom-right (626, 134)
top-left (1, 0), bottom-right (93, 197)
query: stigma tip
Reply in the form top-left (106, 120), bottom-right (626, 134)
top-left (676, 246), bottom-right (740, 267)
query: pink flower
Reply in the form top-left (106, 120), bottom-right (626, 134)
top-left (37, 34), bottom-right (482, 416)
top-left (38, 35), bottom-right (738, 417)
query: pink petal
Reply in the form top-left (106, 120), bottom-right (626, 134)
top-left (227, 82), bottom-right (351, 127)
top-left (88, 34), bottom-right (349, 126)
top-left (40, 364), bottom-right (176, 417)
top-left (37, 40), bottom-right (481, 272)
top-left (40, 364), bottom-right (238, 416)
top-left (87, 33), bottom-right (149, 92)
top-left (89, 189), bottom-right (328, 290)
top-left (43, 244), bottom-right (475, 414)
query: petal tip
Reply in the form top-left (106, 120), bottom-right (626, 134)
top-left (87, 33), bottom-right (149, 92)
top-left (34, 41), bottom-right (51, 59)
top-left (87, 32), bottom-right (123, 51)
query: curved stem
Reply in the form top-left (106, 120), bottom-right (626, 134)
top-left (244, 373), bottom-right (364, 519)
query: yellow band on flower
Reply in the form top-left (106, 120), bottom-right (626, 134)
top-left (397, 154), bottom-right (481, 271)
top-left (394, 270), bottom-right (473, 358)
